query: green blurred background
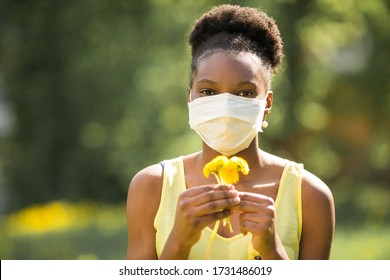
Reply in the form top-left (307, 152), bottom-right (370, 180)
top-left (0, 0), bottom-right (389, 259)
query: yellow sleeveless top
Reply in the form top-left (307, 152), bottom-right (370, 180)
top-left (154, 157), bottom-right (303, 260)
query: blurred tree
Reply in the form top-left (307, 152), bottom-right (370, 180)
top-left (0, 0), bottom-right (159, 209)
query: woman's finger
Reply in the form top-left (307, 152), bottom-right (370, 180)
top-left (232, 192), bottom-right (274, 212)
top-left (194, 195), bottom-right (241, 216)
top-left (190, 189), bottom-right (239, 206)
top-left (181, 184), bottom-right (235, 198)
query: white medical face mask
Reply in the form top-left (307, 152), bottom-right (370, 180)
top-left (188, 92), bottom-right (267, 156)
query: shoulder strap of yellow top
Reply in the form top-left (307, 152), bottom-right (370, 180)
top-left (154, 157), bottom-right (185, 258)
top-left (274, 160), bottom-right (303, 258)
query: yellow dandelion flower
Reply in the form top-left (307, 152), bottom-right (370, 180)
top-left (230, 156), bottom-right (250, 175)
top-left (217, 156), bottom-right (249, 184)
top-left (203, 155), bottom-right (229, 177)
top-left (203, 155), bottom-right (229, 183)
top-left (219, 160), bottom-right (240, 184)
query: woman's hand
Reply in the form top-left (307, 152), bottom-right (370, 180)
top-left (234, 192), bottom-right (288, 260)
top-left (160, 184), bottom-right (240, 259)
top-left (174, 184), bottom-right (240, 247)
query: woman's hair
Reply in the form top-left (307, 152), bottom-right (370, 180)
top-left (189, 4), bottom-right (283, 87)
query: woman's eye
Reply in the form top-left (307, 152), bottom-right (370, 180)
top-left (200, 89), bottom-right (215, 96)
top-left (237, 91), bottom-right (254, 97)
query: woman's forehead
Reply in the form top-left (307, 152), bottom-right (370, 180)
top-left (195, 51), bottom-right (264, 84)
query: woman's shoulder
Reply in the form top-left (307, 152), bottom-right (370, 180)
top-left (125, 162), bottom-right (166, 237)
top-left (125, 162), bottom-right (166, 260)
top-left (301, 168), bottom-right (334, 211)
top-left (299, 167), bottom-right (335, 259)
top-left (127, 162), bottom-right (165, 208)
top-left (127, 155), bottom-right (185, 197)
top-left (130, 163), bottom-right (164, 189)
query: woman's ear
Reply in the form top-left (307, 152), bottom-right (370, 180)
top-left (265, 90), bottom-right (273, 116)
top-left (187, 88), bottom-right (191, 103)
top-left (262, 90), bottom-right (273, 130)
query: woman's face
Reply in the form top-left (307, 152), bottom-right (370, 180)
top-left (190, 51), bottom-right (270, 101)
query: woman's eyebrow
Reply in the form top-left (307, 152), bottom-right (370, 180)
top-left (196, 79), bottom-right (217, 84)
top-left (196, 79), bottom-right (258, 87)
top-left (236, 80), bottom-right (258, 88)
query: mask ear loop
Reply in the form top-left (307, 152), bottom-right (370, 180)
top-left (188, 89), bottom-right (193, 103)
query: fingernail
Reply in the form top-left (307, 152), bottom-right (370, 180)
top-left (230, 190), bottom-right (239, 196)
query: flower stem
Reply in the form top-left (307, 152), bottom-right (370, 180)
top-left (213, 173), bottom-right (221, 184)
top-left (206, 220), bottom-right (220, 259)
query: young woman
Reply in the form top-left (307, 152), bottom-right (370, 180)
top-left (126, 4), bottom-right (335, 260)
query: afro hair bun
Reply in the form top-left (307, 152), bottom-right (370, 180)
top-left (189, 4), bottom-right (283, 73)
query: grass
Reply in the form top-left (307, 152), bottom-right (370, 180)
top-left (331, 225), bottom-right (390, 260)
top-left (0, 200), bottom-right (127, 260)
top-left (0, 200), bottom-right (389, 260)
